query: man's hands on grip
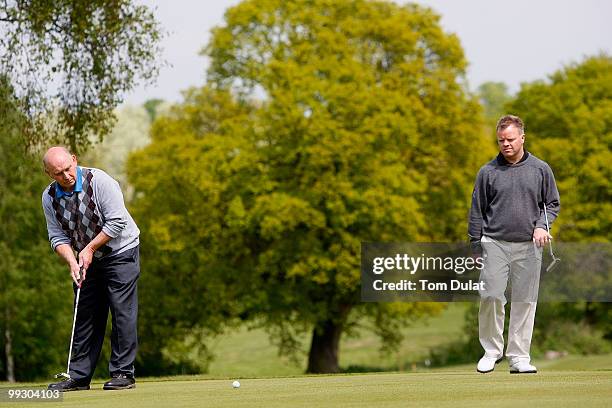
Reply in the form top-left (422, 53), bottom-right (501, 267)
top-left (70, 262), bottom-right (83, 287)
top-left (72, 245), bottom-right (95, 286)
top-left (78, 245), bottom-right (94, 271)
top-left (533, 227), bottom-right (552, 248)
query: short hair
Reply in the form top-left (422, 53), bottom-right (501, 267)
top-left (496, 115), bottom-right (524, 134)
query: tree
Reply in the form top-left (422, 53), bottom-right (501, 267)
top-left (128, 87), bottom-right (255, 376)
top-left (0, 0), bottom-right (162, 152)
top-left (508, 54), bottom-right (611, 242)
top-left (477, 81), bottom-right (512, 125)
top-left (129, 0), bottom-right (490, 373)
top-left (82, 104), bottom-right (152, 201)
top-left (507, 54), bottom-right (612, 344)
top-left (0, 1), bottom-right (162, 380)
top-left (143, 98), bottom-right (165, 122)
top-left (0, 78), bottom-right (69, 381)
top-left (456, 55), bottom-right (612, 365)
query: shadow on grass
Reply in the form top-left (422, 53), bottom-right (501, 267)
top-left (341, 365), bottom-right (399, 373)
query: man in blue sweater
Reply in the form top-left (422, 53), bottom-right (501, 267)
top-left (469, 115), bottom-right (560, 374)
top-left (42, 146), bottom-right (140, 391)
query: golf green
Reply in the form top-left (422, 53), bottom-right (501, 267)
top-left (4, 370), bottom-right (611, 407)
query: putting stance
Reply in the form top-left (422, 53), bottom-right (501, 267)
top-left (42, 146), bottom-right (140, 391)
top-left (468, 115), bottom-right (560, 374)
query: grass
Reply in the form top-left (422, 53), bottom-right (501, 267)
top-left (3, 303), bottom-right (611, 407)
top-left (206, 303), bottom-right (468, 377)
top-left (4, 368), bottom-right (612, 408)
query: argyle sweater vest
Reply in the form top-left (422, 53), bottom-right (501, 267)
top-left (47, 168), bottom-right (112, 258)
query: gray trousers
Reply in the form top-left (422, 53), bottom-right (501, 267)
top-left (478, 236), bottom-right (542, 365)
top-left (70, 245), bottom-right (140, 382)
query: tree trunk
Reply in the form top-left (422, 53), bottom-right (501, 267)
top-left (306, 319), bottom-right (342, 373)
top-left (584, 301), bottom-right (596, 326)
top-left (5, 307), bottom-right (15, 382)
top-left (306, 306), bottom-right (351, 374)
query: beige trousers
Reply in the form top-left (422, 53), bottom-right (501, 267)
top-left (478, 235), bottom-right (542, 365)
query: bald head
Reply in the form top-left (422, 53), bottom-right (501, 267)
top-left (43, 146), bottom-right (78, 191)
top-left (43, 146), bottom-right (72, 168)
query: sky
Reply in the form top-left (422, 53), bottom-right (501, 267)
top-left (124, 0), bottom-right (612, 106)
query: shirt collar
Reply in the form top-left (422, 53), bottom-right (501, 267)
top-left (496, 151), bottom-right (529, 166)
top-left (55, 166), bottom-right (83, 199)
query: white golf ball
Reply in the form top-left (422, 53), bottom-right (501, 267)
top-left (232, 380), bottom-right (240, 388)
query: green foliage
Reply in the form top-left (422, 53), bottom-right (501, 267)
top-left (143, 99), bottom-right (165, 122)
top-left (427, 302), bottom-right (481, 366)
top-left (0, 1), bottom-right (162, 380)
top-left (507, 54), bottom-right (611, 242)
top-left (206, 0), bottom-right (491, 240)
top-left (82, 104), bottom-right (151, 201)
top-left (477, 81), bottom-right (512, 127)
top-left (534, 303), bottom-right (612, 355)
top-left (129, 0), bottom-right (491, 372)
top-left (128, 87), bottom-right (253, 375)
top-left (504, 55), bottom-right (612, 353)
top-left (431, 301), bottom-right (611, 368)
top-left (0, 0), bottom-right (163, 152)
top-left (0, 78), bottom-right (70, 381)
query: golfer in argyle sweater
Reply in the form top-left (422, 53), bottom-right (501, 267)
top-left (42, 147), bottom-right (140, 391)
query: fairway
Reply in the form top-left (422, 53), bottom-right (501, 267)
top-left (207, 303), bottom-right (468, 377)
top-left (5, 370), bottom-right (611, 408)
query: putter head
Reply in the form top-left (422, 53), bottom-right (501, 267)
top-left (546, 256), bottom-right (561, 273)
top-left (55, 372), bottom-right (71, 380)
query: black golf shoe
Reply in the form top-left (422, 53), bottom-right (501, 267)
top-left (103, 373), bottom-right (136, 390)
top-left (48, 378), bottom-right (90, 392)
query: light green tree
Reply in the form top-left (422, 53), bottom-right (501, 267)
top-left (477, 81), bottom-right (512, 126)
top-left (507, 54), bottom-right (612, 344)
top-left (508, 54), bottom-right (611, 242)
top-left (0, 0), bottom-right (162, 152)
top-left (129, 0), bottom-right (491, 373)
top-left (128, 88), bottom-right (255, 376)
top-left (82, 105), bottom-right (151, 201)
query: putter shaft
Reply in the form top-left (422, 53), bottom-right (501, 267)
top-left (59, 268), bottom-right (83, 380)
top-left (65, 286), bottom-right (81, 375)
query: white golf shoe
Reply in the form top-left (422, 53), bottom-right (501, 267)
top-left (509, 361), bottom-right (537, 374)
top-left (476, 356), bottom-right (503, 373)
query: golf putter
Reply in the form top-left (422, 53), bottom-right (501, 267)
top-left (543, 205), bottom-right (561, 273)
top-left (55, 267), bottom-right (83, 380)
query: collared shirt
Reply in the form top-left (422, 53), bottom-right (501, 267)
top-left (55, 166), bottom-right (83, 199)
top-left (496, 151), bottom-right (529, 166)
top-left (43, 167), bottom-right (140, 256)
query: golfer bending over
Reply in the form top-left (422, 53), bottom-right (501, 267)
top-left (468, 115), bottom-right (560, 374)
top-left (43, 146), bottom-right (140, 391)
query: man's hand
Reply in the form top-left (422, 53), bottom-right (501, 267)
top-left (76, 231), bottom-right (112, 280)
top-left (54, 244), bottom-right (84, 286)
top-left (77, 245), bottom-right (95, 280)
top-left (69, 262), bottom-right (83, 287)
top-left (533, 227), bottom-right (552, 248)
